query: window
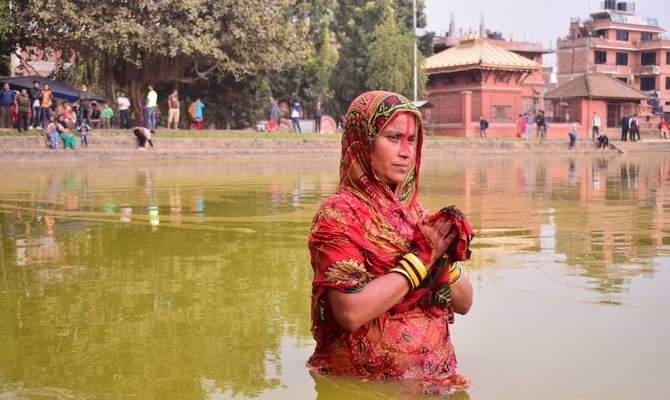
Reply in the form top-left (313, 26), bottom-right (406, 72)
top-left (616, 30), bottom-right (629, 41)
top-left (641, 32), bottom-right (653, 41)
top-left (666, 77), bottom-right (670, 90)
top-left (615, 52), bottom-right (628, 65)
top-left (666, 51), bottom-right (670, 65)
top-left (641, 52), bottom-right (657, 66)
top-left (595, 29), bottom-right (607, 38)
top-left (640, 76), bottom-right (656, 91)
top-left (491, 105), bottom-right (512, 122)
top-left (595, 51), bottom-right (607, 64)
top-left (607, 103), bottom-right (621, 128)
top-left (616, 77), bottom-right (628, 84)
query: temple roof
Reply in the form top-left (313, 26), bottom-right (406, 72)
top-left (425, 38), bottom-right (541, 73)
top-left (545, 73), bottom-right (647, 100)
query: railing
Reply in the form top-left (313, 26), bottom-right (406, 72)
top-left (590, 64), bottom-right (625, 74)
top-left (633, 65), bottom-right (661, 75)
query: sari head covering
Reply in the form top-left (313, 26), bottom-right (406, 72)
top-left (307, 91), bottom-right (468, 387)
top-left (339, 90), bottom-right (423, 205)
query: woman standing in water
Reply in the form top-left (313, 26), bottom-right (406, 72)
top-left (307, 91), bottom-right (474, 392)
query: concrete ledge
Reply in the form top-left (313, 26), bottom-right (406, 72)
top-left (1, 136), bottom-right (669, 162)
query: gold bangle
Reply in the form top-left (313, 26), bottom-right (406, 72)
top-left (390, 267), bottom-right (415, 289)
top-left (402, 253), bottom-right (428, 280)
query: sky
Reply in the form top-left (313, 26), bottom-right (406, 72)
top-left (424, 0), bottom-right (670, 68)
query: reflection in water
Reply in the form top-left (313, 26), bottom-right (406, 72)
top-left (0, 155), bottom-right (668, 400)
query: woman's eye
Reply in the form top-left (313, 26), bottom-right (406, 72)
top-left (388, 135), bottom-right (400, 142)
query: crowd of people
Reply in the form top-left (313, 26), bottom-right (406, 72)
top-left (0, 81), bottom-right (208, 135)
top-left (265, 97), bottom-right (325, 133)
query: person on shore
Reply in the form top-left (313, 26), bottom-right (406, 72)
top-left (479, 115), bottom-right (489, 138)
top-left (40, 84), bottom-right (53, 128)
top-left (267, 97), bottom-right (281, 132)
top-left (516, 113), bottom-right (526, 139)
top-left (629, 114), bottom-right (640, 142)
top-left (167, 89), bottom-right (180, 129)
top-left (596, 131), bottom-right (609, 149)
top-left (314, 100), bottom-right (323, 133)
top-left (0, 82), bottom-right (15, 128)
top-left (60, 102), bottom-right (76, 129)
top-left (44, 116), bottom-right (59, 149)
top-left (29, 80), bottom-right (42, 129)
top-left (100, 102), bottom-right (113, 129)
top-left (291, 101), bottom-right (302, 133)
top-left (133, 126), bottom-right (154, 149)
top-left (524, 112), bottom-right (532, 139)
top-left (89, 102), bottom-right (102, 128)
top-left (592, 112), bottom-right (601, 140)
top-left (658, 117), bottom-right (669, 140)
top-left (76, 120), bottom-right (92, 147)
top-left (535, 110), bottom-right (546, 140)
top-left (620, 114), bottom-right (629, 142)
top-left (16, 89), bottom-right (31, 133)
top-left (57, 116), bottom-right (76, 149)
top-left (568, 123), bottom-right (579, 149)
top-left (116, 92), bottom-right (131, 129)
top-left (145, 85), bottom-right (158, 130)
top-left (188, 97), bottom-right (205, 130)
top-left (307, 91), bottom-right (473, 391)
top-left (78, 84), bottom-right (92, 122)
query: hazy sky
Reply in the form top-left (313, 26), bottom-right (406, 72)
top-left (424, 0), bottom-right (670, 68)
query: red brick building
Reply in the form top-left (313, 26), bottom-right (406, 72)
top-left (545, 73), bottom-right (647, 135)
top-left (424, 37), bottom-right (544, 137)
top-left (557, 1), bottom-right (670, 118)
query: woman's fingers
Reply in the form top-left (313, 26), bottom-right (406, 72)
top-left (437, 220), bottom-right (454, 236)
top-left (443, 228), bottom-right (459, 248)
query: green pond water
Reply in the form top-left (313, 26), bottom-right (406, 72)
top-left (1, 154), bottom-right (669, 400)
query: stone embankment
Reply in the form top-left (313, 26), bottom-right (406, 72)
top-left (1, 136), bottom-right (669, 162)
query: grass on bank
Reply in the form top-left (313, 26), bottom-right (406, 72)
top-left (0, 128), bottom-right (660, 141)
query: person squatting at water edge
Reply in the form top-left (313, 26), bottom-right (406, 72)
top-left (133, 127), bottom-right (154, 150)
top-left (307, 91), bottom-right (475, 394)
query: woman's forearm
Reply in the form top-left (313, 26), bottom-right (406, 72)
top-left (328, 273), bottom-right (410, 333)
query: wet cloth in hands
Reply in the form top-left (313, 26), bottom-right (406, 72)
top-left (392, 206), bottom-right (474, 318)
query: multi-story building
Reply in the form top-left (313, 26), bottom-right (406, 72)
top-left (557, 1), bottom-right (670, 117)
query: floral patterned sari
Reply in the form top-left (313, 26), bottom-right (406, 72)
top-left (307, 91), bottom-right (468, 388)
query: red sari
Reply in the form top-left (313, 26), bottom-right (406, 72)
top-left (307, 91), bottom-right (469, 388)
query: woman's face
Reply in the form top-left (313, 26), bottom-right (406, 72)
top-left (370, 112), bottom-right (417, 188)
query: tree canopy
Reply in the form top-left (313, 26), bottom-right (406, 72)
top-left (5, 0), bottom-right (431, 127)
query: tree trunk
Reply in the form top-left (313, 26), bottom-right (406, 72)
top-left (129, 79), bottom-right (143, 127)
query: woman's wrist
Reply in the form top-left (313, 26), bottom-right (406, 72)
top-left (449, 262), bottom-right (462, 285)
top-left (390, 253), bottom-right (428, 290)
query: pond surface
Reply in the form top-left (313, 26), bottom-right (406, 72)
top-left (1, 154), bottom-right (669, 400)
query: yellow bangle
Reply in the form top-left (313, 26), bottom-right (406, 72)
top-left (390, 267), bottom-right (416, 290)
top-left (449, 263), bottom-right (462, 285)
top-left (401, 253), bottom-right (428, 280)
top-left (398, 259), bottom-right (420, 288)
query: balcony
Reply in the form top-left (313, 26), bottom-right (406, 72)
top-left (633, 65), bottom-right (661, 75)
top-left (589, 64), bottom-right (626, 74)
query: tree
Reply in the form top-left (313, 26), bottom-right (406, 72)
top-left (9, 0), bottom-right (310, 122)
top-left (330, 0), bottom-right (391, 116)
top-left (366, 7), bottom-right (427, 98)
top-left (269, 0), bottom-right (339, 118)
